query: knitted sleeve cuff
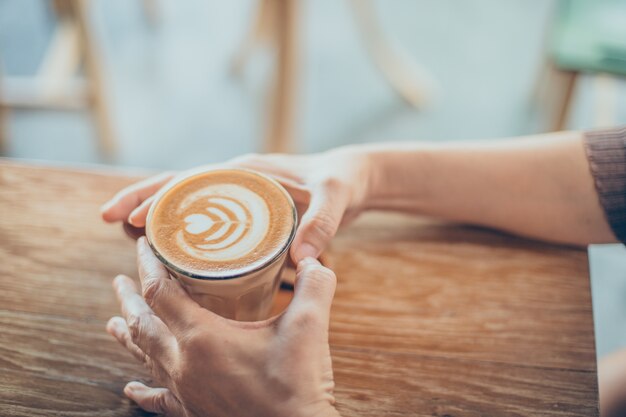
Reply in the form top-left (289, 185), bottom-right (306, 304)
top-left (584, 126), bottom-right (626, 243)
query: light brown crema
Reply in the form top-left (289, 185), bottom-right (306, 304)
top-left (147, 169), bottom-right (295, 277)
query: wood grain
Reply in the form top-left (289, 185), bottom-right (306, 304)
top-left (326, 216), bottom-right (595, 371)
top-left (0, 160), bottom-right (598, 416)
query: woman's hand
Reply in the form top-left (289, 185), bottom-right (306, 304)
top-left (107, 237), bottom-right (340, 417)
top-left (100, 148), bottom-right (372, 262)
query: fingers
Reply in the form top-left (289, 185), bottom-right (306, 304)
top-left (291, 179), bottom-right (350, 262)
top-left (232, 154), bottom-right (350, 262)
top-left (101, 172), bottom-right (174, 224)
top-left (136, 237), bottom-right (215, 333)
top-left (123, 222), bottom-right (146, 240)
top-left (106, 316), bottom-right (170, 383)
top-left (230, 153), bottom-right (303, 183)
top-left (113, 274), bottom-right (178, 366)
top-left (229, 154), bottom-right (311, 203)
top-left (106, 316), bottom-right (149, 363)
top-left (286, 258), bottom-right (337, 327)
top-left (128, 195), bottom-right (155, 228)
top-left (124, 381), bottom-right (186, 417)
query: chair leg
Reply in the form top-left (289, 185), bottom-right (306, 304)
top-left (534, 60), bottom-right (577, 132)
top-left (552, 69), bottom-right (577, 132)
top-left (231, 0), bottom-right (275, 77)
top-left (52, 0), bottom-right (72, 18)
top-left (0, 66), bottom-right (7, 156)
top-left (348, 0), bottom-right (436, 109)
top-left (263, 0), bottom-right (298, 154)
top-left (0, 108), bottom-right (6, 156)
top-left (73, 0), bottom-right (116, 160)
top-left (142, 0), bottom-right (160, 25)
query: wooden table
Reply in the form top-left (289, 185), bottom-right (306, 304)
top-left (0, 160), bottom-right (599, 416)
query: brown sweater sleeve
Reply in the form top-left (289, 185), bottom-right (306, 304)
top-left (584, 126), bottom-right (626, 243)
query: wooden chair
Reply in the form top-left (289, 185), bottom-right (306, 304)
top-left (232, 0), bottom-right (437, 153)
top-left (0, 0), bottom-right (116, 159)
top-left (536, 0), bottom-right (626, 131)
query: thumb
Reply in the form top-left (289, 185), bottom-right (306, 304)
top-left (287, 258), bottom-right (337, 326)
top-left (124, 382), bottom-right (185, 417)
top-left (291, 180), bottom-right (349, 262)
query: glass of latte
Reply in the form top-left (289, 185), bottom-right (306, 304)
top-left (145, 168), bottom-right (297, 321)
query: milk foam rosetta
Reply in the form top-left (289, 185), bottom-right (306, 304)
top-left (147, 169), bottom-right (295, 277)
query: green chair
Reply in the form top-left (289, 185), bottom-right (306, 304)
top-left (538, 0), bottom-right (626, 130)
top-left (553, 0), bottom-right (626, 76)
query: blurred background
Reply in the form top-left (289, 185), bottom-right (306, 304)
top-left (1, 0), bottom-right (626, 359)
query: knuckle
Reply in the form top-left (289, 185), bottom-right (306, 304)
top-left (298, 268), bottom-right (336, 301)
top-left (302, 264), bottom-right (335, 282)
top-left (302, 264), bottom-right (334, 281)
top-left (320, 176), bottom-right (346, 192)
top-left (150, 391), bottom-right (168, 413)
top-left (127, 313), bottom-right (148, 343)
top-left (142, 276), bottom-right (166, 307)
top-left (304, 212), bottom-right (337, 240)
top-left (291, 306), bottom-right (324, 330)
top-left (142, 355), bottom-right (155, 372)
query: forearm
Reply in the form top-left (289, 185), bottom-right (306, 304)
top-left (356, 131), bottom-right (616, 246)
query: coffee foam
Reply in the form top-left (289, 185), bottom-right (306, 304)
top-left (147, 169), bottom-right (295, 277)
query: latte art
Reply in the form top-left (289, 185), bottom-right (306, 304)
top-left (147, 169), bottom-right (296, 278)
top-left (176, 185), bottom-right (270, 261)
top-left (182, 197), bottom-right (250, 247)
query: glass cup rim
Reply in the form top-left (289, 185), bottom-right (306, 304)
top-left (145, 167), bottom-right (297, 281)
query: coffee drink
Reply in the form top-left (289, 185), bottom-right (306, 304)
top-left (148, 169), bottom-right (295, 277)
top-left (146, 168), bottom-right (296, 320)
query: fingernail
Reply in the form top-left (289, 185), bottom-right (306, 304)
top-left (300, 257), bottom-right (319, 266)
top-left (295, 242), bottom-right (317, 262)
top-left (129, 205), bottom-right (144, 225)
top-left (100, 200), bottom-right (113, 213)
top-left (107, 323), bottom-right (120, 338)
top-left (105, 318), bottom-right (116, 334)
top-left (113, 274), bottom-right (124, 286)
top-left (124, 383), bottom-right (136, 394)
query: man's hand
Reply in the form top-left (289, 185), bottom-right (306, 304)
top-left (106, 237), bottom-right (341, 417)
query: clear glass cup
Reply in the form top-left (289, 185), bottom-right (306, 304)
top-left (145, 169), bottom-right (297, 321)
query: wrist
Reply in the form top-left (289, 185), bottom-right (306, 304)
top-left (324, 144), bottom-right (378, 211)
top-left (363, 146), bottom-right (391, 208)
top-left (360, 143), bottom-right (430, 212)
